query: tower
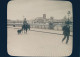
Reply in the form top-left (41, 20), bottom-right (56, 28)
top-left (43, 14), bottom-right (46, 19)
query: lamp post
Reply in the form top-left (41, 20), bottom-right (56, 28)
top-left (67, 11), bottom-right (71, 21)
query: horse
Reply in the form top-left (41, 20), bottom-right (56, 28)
top-left (21, 24), bottom-right (28, 33)
top-left (21, 24), bottom-right (30, 33)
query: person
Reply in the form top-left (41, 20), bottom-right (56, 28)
top-left (23, 18), bottom-right (27, 25)
top-left (62, 22), bottom-right (70, 44)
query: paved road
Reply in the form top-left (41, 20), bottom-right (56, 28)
top-left (7, 28), bottom-right (73, 56)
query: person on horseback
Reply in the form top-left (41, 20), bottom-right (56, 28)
top-left (22, 18), bottom-right (28, 33)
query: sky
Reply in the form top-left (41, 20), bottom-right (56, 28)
top-left (7, 0), bottom-right (73, 20)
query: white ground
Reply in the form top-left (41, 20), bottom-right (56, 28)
top-left (7, 27), bottom-right (73, 56)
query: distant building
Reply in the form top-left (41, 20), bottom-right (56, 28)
top-left (33, 14), bottom-right (49, 24)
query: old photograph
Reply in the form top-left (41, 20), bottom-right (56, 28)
top-left (7, 0), bottom-right (73, 56)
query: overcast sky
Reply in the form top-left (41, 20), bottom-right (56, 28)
top-left (7, 0), bottom-right (72, 20)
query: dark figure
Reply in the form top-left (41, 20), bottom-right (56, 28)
top-left (13, 25), bottom-right (15, 27)
top-left (17, 29), bottom-right (22, 34)
top-left (62, 24), bottom-right (70, 44)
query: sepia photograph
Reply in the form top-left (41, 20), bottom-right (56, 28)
top-left (7, 0), bottom-right (73, 56)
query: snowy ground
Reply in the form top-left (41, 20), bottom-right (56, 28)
top-left (7, 27), bottom-right (73, 56)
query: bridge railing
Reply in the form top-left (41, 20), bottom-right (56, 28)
top-left (7, 22), bottom-right (73, 32)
